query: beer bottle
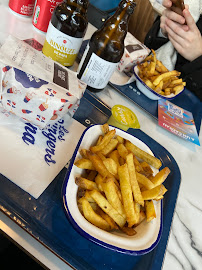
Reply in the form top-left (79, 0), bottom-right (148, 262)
top-left (77, 0), bottom-right (136, 92)
top-left (42, 0), bottom-right (89, 67)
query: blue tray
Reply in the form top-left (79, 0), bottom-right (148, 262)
top-left (109, 82), bottom-right (202, 135)
top-left (0, 90), bottom-right (181, 270)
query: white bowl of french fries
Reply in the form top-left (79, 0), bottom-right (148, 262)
top-left (63, 124), bottom-right (171, 255)
top-left (134, 50), bottom-right (186, 100)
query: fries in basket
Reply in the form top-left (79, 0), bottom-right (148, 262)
top-left (74, 124), bottom-right (170, 236)
top-left (137, 50), bottom-right (186, 96)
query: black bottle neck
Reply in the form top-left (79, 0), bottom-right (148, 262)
top-left (62, 0), bottom-right (89, 14)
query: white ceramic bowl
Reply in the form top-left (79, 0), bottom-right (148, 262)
top-left (62, 125), bottom-right (163, 255)
top-left (134, 65), bottom-right (184, 100)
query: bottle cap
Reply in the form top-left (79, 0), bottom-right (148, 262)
top-left (107, 104), bottom-right (140, 131)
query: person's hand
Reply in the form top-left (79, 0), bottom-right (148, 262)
top-left (164, 7), bottom-right (202, 61)
top-left (160, 0), bottom-right (188, 37)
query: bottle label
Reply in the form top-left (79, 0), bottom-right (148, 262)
top-left (78, 44), bottom-right (118, 89)
top-left (42, 22), bottom-right (83, 66)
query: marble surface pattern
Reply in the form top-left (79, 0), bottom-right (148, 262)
top-left (0, 0), bottom-right (201, 269)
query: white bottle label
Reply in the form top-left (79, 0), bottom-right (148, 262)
top-left (78, 45), bottom-right (118, 89)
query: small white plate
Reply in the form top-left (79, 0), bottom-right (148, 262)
top-left (62, 125), bottom-right (163, 255)
top-left (134, 66), bottom-right (184, 100)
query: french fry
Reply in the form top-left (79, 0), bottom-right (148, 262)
top-left (119, 157), bottom-right (125, 166)
top-left (154, 80), bottom-right (163, 93)
top-left (144, 79), bottom-right (154, 89)
top-left (126, 153), bottom-right (144, 206)
top-left (79, 149), bottom-right (88, 159)
top-left (75, 177), bottom-right (99, 191)
top-left (153, 70), bottom-right (180, 86)
top-left (96, 208), bottom-right (119, 230)
top-left (133, 202), bottom-right (141, 225)
top-left (94, 174), bottom-right (104, 192)
top-left (151, 167), bottom-right (170, 187)
top-left (145, 200), bottom-right (156, 222)
top-left (169, 78), bottom-right (183, 86)
top-left (108, 150), bottom-right (120, 168)
top-left (154, 185), bottom-right (167, 200)
top-left (99, 139), bottom-right (118, 156)
top-left (141, 185), bottom-right (163, 200)
top-left (149, 61), bottom-right (156, 75)
top-left (90, 129), bottom-right (116, 153)
top-left (141, 161), bottom-right (154, 178)
top-left (156, 60), bottom-right (168, 73)
top-left (87, 151), bottom-right (110, 178)
top-left (77, 187), bottom-right (86, 199)
top-left (164, 88), bottom-right (171, 96)
top-left (173, 84), bottom-right (184, 94)
top-left (116, 135), bottom-right (124, 144)
top-left (81, 198), bottom-right (111, 231)
top-left (96, 135), bottom-right (103, 146)
top-left (103, 158), bottom-right (118, 176)
top-left (90, 190), bottom-right (126, 228)
top-left (144, 55), bottom-right (153, 62)
top-left (101, 123), bottom-right (109, 134)
top-left (151, 49), bottom-right (157, 64)
top-left (121, 226), bottom-right (137, 236)
top-left (118, 164), bottom-right (137, 227)
top-left (97, 152), bottom-right (106, 161)
top-left (87, 170), bottom-right (97, 181)
top-left (133, 155), bottom-right (143, 172)
top-left (102, 177), bottom-right (126, 219)
top-left (125, 141), bottom-right (162, 169)
top-left (136, 172), bottom-right (155, 190)
top-left (162, 78), bottom-right (172, 89)
top-left (135, 211), bottom-right (146, 226)
top-left (74, 158), bottom-right (95, 170)
top-left (117, 143), bottom-right (129, 159)
top-left (83, 191), bottom-right (95, 203)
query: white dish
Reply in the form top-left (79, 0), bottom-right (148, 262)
top-left (62, 125), bottom-right (163, 255)
top-left (134, 65), bottom-right (184, 100)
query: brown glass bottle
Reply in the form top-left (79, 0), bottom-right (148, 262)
top-left (42, 0), bottom-right (89, 67)
top-left (77, 0), bottom-right (136, 92)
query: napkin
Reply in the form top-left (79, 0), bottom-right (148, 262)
top-left (0, 107), bottom-right (86, 199)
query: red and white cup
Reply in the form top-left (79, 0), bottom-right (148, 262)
top-left (9, 0), bottom-right (36, 17)
top-left (32, 0), bottom-right (63, 33)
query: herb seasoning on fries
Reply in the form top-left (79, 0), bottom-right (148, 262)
top-left (74, 124), bottom-right (171, 236)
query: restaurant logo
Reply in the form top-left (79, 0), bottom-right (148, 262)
top-left (22, 119), bottom-right (69, 166)
top-left (13, 68), bottom-right (49, 89)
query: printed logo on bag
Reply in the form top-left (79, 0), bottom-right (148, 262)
top-left (13, 68), bottom-right (49, 88)
top-left (126, 44), bottom-right (143, 53)
top-left (53, 63), bottom-right (69, 90)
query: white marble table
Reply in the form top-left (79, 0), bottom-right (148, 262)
top-left (0, 1), bottom-right (202, 269)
